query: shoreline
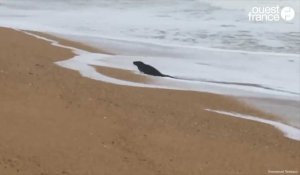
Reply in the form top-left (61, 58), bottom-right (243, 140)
top-left (240, 97), bottom-right (300, 128)
top-left (1, 27), bottom-right (300, 174)
top-left (28, 29), bottom-right (300, 129)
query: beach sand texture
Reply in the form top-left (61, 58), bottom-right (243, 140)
top-left (0, 27), bottom-right (299, 175)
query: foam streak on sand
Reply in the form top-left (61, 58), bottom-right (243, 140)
top-left (205, 109), bottom-right (300, 141)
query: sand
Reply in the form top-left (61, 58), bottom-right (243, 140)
top-left (0, 27), bottom-right (299, 175)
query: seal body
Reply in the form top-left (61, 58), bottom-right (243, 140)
top-left (133, 61), bottom-right (171, 77)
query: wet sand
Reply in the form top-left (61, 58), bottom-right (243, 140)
top-left (1, 27), bottom-right (299, 175)
top-left (240, 97), bottom-right (300, 128)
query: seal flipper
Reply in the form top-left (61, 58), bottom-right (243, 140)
top-left (161, 74), bottom-right (175, 79)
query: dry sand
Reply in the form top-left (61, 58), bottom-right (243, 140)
top-left (0, 27), bottom-right (299, 175)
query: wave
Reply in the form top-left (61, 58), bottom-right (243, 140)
top-left (0, 0), bottom-right (299, 54)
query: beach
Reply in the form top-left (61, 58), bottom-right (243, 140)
top-left (0, 27), bottom-right (299, 174)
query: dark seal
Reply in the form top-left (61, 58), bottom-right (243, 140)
top-left (133, 61), bottom-right (173, 78)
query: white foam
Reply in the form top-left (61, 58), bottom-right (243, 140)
top-left (205, 109), bottom-right (300, 141)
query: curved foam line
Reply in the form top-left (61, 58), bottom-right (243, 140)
top-left (55, 55), bottom-right (176, 89)
top-left (21, 30), bottom-right (187, 91)
top-left (22, 30), bottom-right (83, 54)
top-left (205, 109), bottom-right (300, 141)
